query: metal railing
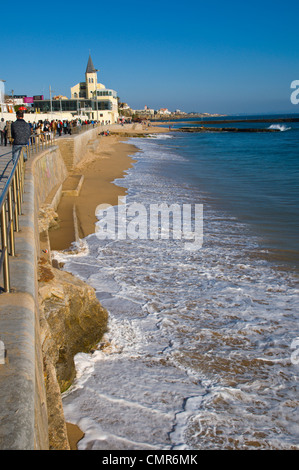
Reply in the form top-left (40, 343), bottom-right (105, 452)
top-left (0, 132), bottom-right (56, 292)
top-left (28, 131), bottom-right (56, 157)
top-left (0, 122), bottom-right (101, 292)
top-left (57, 122), bottom-right (101, 136)
top-left (0, 150), bottom-right (25, 292)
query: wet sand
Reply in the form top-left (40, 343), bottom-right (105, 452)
top-left (66, 422), bottom-right (85, 450)
top-left (49, 125), bottom-right (168, 251)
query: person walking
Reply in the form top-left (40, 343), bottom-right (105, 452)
top-left (11, 110), bottom-right (31, 163)
top-left (52, 120), bottom-right (57, 135)
top-left (57, 120), bottom-right (62, 136)
top-left (3, 122), bottom-right (7, 146)
top-left (0, 118), bottom-right (6, 145)
top-left (6, 120), bottom-right (12, 145)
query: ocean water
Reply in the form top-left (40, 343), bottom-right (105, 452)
top-left (58, 116), bottom-right (299, 450)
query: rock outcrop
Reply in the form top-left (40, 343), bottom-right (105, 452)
top-left (37, 205), bottom-right (108, 450)
top-left (176, 127), bottom-right (280, 133)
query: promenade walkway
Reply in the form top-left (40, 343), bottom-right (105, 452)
top-left (0, 125), bottom-right (100, 449)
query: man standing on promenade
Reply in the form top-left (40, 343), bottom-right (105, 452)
top-left (11, 110), bottom-right (31, 163)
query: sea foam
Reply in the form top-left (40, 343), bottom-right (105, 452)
top-left (60, 133), bottom-right (299, 450)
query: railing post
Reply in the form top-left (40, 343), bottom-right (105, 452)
top-left (12, 174), bottom-right (19, 232)
top-left (19, 151), bottom-right (25, 200)
top-left (1, 203), bottom-right (10, 293)
top-left (15, 164), bottom-right (22, 216)
top-left (7, 186), bottom-right (15, 256)
top-left (18, 155), bottom-right (23, 203)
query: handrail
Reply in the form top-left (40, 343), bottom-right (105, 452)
top-left (0, 151), bottom-right (25, 292)
top-left (0, 132), bottom-right (56, 293)
top-left (67, 122), bottom-right (99, 135)
top-left (28, 131), bottom-right (56, 157)
top-left (0, 122), bottom-right (100, 293)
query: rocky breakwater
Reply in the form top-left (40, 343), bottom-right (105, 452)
top-left (176, 126), bottom-right (280, 133)
top-left (37, 205), bottom-right (108, 450)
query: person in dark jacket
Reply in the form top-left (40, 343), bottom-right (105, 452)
top-left (0, 118), bottom-right (6, 145)
top-left (11, 110), bottom-right (31, 163)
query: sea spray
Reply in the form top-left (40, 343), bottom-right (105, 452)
top-left (268, 124), bottom-right (291, 131)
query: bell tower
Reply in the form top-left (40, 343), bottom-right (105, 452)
top-left (85, 54), bottom-right (99, 99)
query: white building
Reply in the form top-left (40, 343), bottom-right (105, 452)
top-left (70, 55), bottom-right (119, 123)
top-left (33, 55), bottom-right (119, 123)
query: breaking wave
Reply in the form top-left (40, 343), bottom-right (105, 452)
top-left (268, 124), bottom-right (291, 131)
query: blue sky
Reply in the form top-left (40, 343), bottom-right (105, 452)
top-left (1, 0), bottom-right (299, 115)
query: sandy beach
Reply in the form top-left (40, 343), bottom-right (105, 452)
top-left (49, 124), bottom-right (168, 252)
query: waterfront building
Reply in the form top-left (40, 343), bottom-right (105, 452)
top-left (33, 55), bottom-right (119, 123)
top-left (158, 108), bottom-right (171, 115)
top-left (131, 105), bottom-right (155, 117)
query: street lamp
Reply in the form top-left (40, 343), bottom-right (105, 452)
top-left (49, 85), bottom-right (55, 120)
top-left (0, 80), bottom-right (6, 118)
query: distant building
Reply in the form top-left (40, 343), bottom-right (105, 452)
top-left (33, 55), bottom-right (119, 123)
top-left (71, 55), bottom-right (102, 99)
top-left (53, 95), bottom-right (68, 101)
top-left (132, 105), bottom-right (155, 116)
top-left (70, 55), bottom-right (118, 122)
top-left (158, 108), bottom-right (171, 115)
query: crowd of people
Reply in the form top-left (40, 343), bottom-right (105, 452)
top-left (0, 117), bottom-right (108, 147)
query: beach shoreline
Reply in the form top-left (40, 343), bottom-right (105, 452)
top-left (48, 124), bottom-right (168, 449)
top-left (51, 118), bottom-right (299, 450)
top-left (49, 125), bottom-right (168, 252)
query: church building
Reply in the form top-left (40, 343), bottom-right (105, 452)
top-left (33, 55), bottom-right (119, 123)
top-left (70, 55), bottom-right (119, 122)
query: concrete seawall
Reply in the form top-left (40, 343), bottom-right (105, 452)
top-left (0, 126), bottom-right (103, 450)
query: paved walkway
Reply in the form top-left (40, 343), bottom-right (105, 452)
top-left (0, 144), bottom-right (14, 195)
